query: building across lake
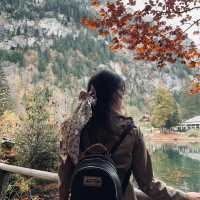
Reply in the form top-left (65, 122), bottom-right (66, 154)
top-left (178, 116), bottom-right (200, 131)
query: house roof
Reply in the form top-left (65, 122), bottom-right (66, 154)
top-left (182, 116), bottom-right (200, 125)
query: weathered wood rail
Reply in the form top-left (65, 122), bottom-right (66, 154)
top-left (0, 163), bottom-right (58, 181)
top-left (0, 162), bottom-right (58, 197)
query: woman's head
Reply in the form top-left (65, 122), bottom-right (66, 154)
top-left (80, 70), bottom-right (125, 147)
top-left (87, 70), bottom-right (125, 120)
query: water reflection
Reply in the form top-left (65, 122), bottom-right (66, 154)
top-left (147, 142), bottom-right (200, 192)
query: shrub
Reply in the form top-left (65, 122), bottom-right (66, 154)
top-left (15, 87), bottom-right (59, 171)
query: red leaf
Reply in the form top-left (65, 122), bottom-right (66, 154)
top-left (110, 44), bottom-right (123, 52)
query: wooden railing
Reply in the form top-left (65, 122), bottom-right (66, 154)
top-left (0, 163), bottom-right (58, 181)
top-left (0, 162), bottom-right (58, 197)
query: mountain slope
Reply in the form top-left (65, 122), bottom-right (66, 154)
top-left (0, 0), bottom-right (193, 120)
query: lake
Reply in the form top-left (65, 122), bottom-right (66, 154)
top-left (147, 142), bottom-right (200, 192)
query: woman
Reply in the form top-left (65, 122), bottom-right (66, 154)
top-left (59, 70), bottom-right (200, 200)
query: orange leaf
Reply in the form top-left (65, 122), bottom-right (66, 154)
top-left (99, 30), bottom-right (109, 37)
top-left (158, 63), bottom-right (165, 68)
top-left (192, 79), bottom-right (198, 84)
top-left (136, 47), bottom-right (145, 53)
top-left (110, 44), bottom-right (123, 52)
top-left (99, 9), bottom-right (107, 17)
top-left (120, 15), bottom-right (133, 25)
top-left (187, 61), bottom-right (196, 68)
top-left (185, 51), bottom-right (200, 58)
top-left (91, 0), bottom-right (100, 8)
top-left (81, 18), bottom-right (98, 30)
top-left (195, 61), bottom-right (200, 67)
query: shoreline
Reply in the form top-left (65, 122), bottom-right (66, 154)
top-left (145, 132), bottom-right (200, 144)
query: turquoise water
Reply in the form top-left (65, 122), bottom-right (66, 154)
top-left (148, 143), bottom-right (200, 192)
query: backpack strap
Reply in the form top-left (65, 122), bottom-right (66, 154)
top-left (110, 119), bottom-right (135, 195)
top-left (110, 119), bottom-right (135, 155)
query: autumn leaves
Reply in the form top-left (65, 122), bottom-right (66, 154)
top-left (81, 0), bottom-right (200, 93)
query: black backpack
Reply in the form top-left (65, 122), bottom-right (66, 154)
top-left (70, 121), bottom-right (135, 200)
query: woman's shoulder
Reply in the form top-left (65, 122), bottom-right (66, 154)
top-left (116, 115), bottom-right (144, 145)
top-left (111, 112), bottom-right (138, 134)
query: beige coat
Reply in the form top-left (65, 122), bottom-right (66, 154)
top-left (59, 112), bottom-right (189, 200)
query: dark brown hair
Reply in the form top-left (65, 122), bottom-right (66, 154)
top-left (80, 70), bottom-right (125, 148)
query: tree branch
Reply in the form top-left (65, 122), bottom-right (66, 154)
top-left (153, 6), bottom-right (200, 15)
top-left (183, 18), bottom-right (200, 33)
top-left (173, 6), bottom-right (200, 14)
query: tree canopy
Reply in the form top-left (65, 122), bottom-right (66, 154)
top-left (151, 86), bottom-right (180, 129)
top-left (82, 0), bottom-right (200, 93)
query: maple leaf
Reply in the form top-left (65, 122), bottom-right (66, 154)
top-left (99, 30), bottom-right (109, 37)
top-left (136, 47), bottom-right (145, 53)
top-left (120, 15), bottom-right (133, 25)
top-left (188, 61), bottom-right (200, 68)
top-left (80, 18), bottom-right (98, 30)
top-left (110, 44), bottom-right (123, 52)
top-left (99, 9), bottom-right (107, 17)
top-left (91, 0), bottom-right (100, 9)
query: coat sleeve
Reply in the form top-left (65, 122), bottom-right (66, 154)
top-left (58, 155), bottom-right (74, 200)
top-left (58, 121), bottom-right (74, 200)
top-left (131, 128), bottom-right (189, 200)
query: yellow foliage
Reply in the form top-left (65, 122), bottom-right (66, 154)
top-left (16, 178), bottom-right (30, 193)
top-left (151, 86), bottom-right (178, 128)
top-left (0, 111), bottom-right (20, 138)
